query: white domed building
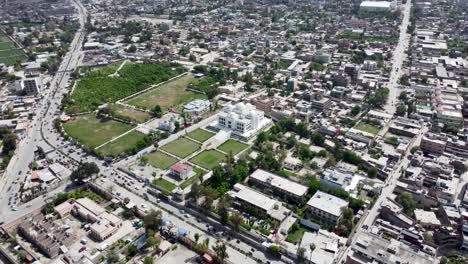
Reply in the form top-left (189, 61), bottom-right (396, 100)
top-left (214, 102), bottom-right (271, 140)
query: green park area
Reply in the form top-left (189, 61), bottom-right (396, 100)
top-left (152, 178), bottom-right (177, 192)
top-left (355, 122), bottom-right (381, 135)
top-left (125, 74), bottom-right (207, 111)
top-left (66, 63), bottom-right (184, 113)
top-left (146, 151), bottom-right (178, 170)
top-left (0, 32), bottom-right (27, 65)
top-left (218, 139), bottom-right (249, 155)
top-left (96, 131), bottom-right (146, 158)
top-left (186, 128), bottom-right (215, 143)
top-left (63, 114), bottom-right (133, 148)
top-left (160, 137), bottom-right (200, 158)
top-left (109, 104), bottom-right (152, 123)
top-left (190, 150), bottom-right (226, 170)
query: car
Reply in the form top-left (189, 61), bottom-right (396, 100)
top-left (184, 214), bottom-right (190, 218)
top-left (79, 247), bottom-right (86, 253)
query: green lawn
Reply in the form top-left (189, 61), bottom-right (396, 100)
top-left (186, 128), bottom-right (215, 143)
top-left (63, 114), bottom-right (133, 148)
top-left (179, 167), bottom-right (205, 189)
top-left (285, 226), bottom-right (307, 244)
top-left (109, 104), bottom-right (152, 123)
top-left (68, 63), bottom-right (183, 113)
top-left (190, 150), bottom-right (226, 170)
top-left (355, 122), bottom-right (381, 135)
top-left (217, 139), bottom-right (249, 155)
top-left (0, 32), bottom-right (27, 65)
top-left (152, 178), bottom-right (177, 192)
top-left (160, 137), bottom-right (200, 158)
top-left (96, 131), bottom-right (147, 157)
top-left (146, 151), bottom-right (178, 170)
top-left (126, 74), bottom-right (207, 111)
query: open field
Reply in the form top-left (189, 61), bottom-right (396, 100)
top-left (63, 114), bottom-right (133, 148)
top-left (160, 137), bottom-right (200, 158)
top-left (125, 74), bottom-right (207, 111)
top-left (355, 122), bottom-right (381, 135)
top-left (0, 32), bottom-right (27, 65)
top-left (146, 151), bottom-right (178, 170)
top-left (190, 150), bottom-right (226, 170)
top-left (67, 63), bottom-right (183, 113)
top-left (96, 131), bottom-right (146, 157)
top-left (153, 178), bottom-right (177, 192)
top-left (186, 128), bottom-right (215, 143)
top-left (217, 139), bottom-right (249, 155)
top-left (109, 104), bottom-right (152, 123)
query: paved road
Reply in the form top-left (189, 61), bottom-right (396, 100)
top-left (0, 0), bottom-right (87, 222)
top-left (383, 0), bottom-right (412, 115)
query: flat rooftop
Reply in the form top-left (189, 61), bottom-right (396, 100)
top-left (249, 169), bottom-right (308, 197)
top-left (307, 191), bottom-right (349, 217)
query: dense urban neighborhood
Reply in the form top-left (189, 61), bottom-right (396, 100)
top-left (0, 0), bottom-right (467, 263)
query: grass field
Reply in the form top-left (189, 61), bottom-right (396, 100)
top-left (0, 32), bottom-right (27, 65)
top-left (186, 128), bottom-right (215, 143)
top-left (146, 151), bottom-right (178, 170)
top-left (96, 131), bottom-right (146, 157)
top-left (109, 104), bottom-right (151, 123)
top-left (217, 139), bottom-right (249, 155)
top-left (355, 122), bottom-right (381, 135)
top-left (285, 226), bottom-right (307, 244)
top-left (153, 178), bottom-right (177, 192)
top-left (190, 150), bottom-right (226, 170)
top-left (125, 74), bottom-right (207, 111)
top-left (160, 137), bottom-right (200, 158)
top-left (68, 63), bottom-right (183, 113)
top-left (179, 167), bottom-right (205, 189)
top-left (63, 114), bottom-right (133, 148)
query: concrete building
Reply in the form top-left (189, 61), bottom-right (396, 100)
top-left (214, 102), bottom-right (271, 139)
top-left (170, 163), bottom-right (194, 180)
top-left (229, 183), bottom-right (290, 221)
top-left (298, 231), bottom-right (340, 264)
top-left (54, 198), bottom-right (123, 241)
top-left (184, 99), bottom-right (211, 116)
top-left (359, 1), bottom-right (396, 12)
top-left (320, 168), bottom-right (362, 197)
top-left (248, 169), bottom-right (308, 203)
top-left (306, 191), bottom-right (349, 226)
top-left (12, 77), bottom-right (42, 95)
top-left (347, 232), bottom-right (434, 264)
top-left (420, 133), bottom-right (447, 155)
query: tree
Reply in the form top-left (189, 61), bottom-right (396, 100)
top-left (152, 105), bottom-right (163, 118)
top-left (2, 133), bottom-right (17, 154)
top-left (70, 162), bottom-right (100, 183)
top-left (194, 233), bottom-right (201, 243)
top-left (140, 156), bottom-right (149, 165)
top-left (143, 209), bottom-right (163, 232)
top-left (123, 197), bottom-right (130, 204)
top-left (367, 167), bottom-right (378, 178)
top-left (143, 256), bottom-right (154, 264)
top-left (397, 192), bottom-right (416, 216)
top-left (297, 247), bottom-right (307, 263)
top-left (212, 242), bottom-right (229, 264)
top-left (309, 243), bottom-right (316, 263)
top-left (351, 105), bottom-right (361, 116)
top-left (230, 212), bottom-right (243, 232)
top-left (146, 236), bottom-right (160, 250)
top-left (106, 249), bottom-right (119, 263)
top-left (127, 244), bottom-right (138, 256)
top-left (396, 105), bottom-right (406, 116)
top-left (268, 245), bottom-right (281, 257)
top-left (189, 182), bottom-right (202, 201)
top-left (126, 44), bottom-right (137, 53)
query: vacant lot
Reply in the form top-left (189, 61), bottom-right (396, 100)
top-left (68, 63), bottom-right (183, 113)
top-left (63, 114), bottom-right (133, 148)
top-left (96, 131), bottom-right (146, 157)
top-left (355, 122), bottom-right (381, 135)
top-left (126, 74), bottom-right (207, 111)
top-left (218, 140), bottom-right (249, 155)
top-left (186, 128), bottom-right (215, 143)
top-left (146, 151), bottom-right (178, 170)
top-left (0, 32), bottom-right (27, 65)
top-left (110, 104), bottom-right (151, 123)
top-left (160, 137), bottom-right (200, 158)
top-left (190, 150), bottom-right (226, 170)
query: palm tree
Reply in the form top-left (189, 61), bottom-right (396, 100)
top-left (212, 242), bottom-right (229, 264)
top-left (309, 243), bottom-right (316, 263)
